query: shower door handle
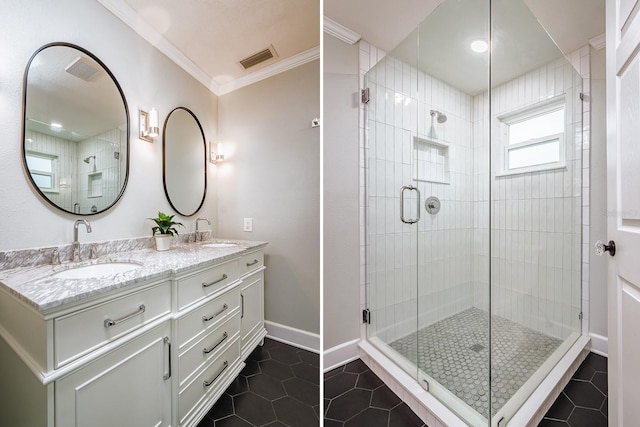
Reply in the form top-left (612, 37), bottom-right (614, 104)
top-left (400, 185), bottom-right (420, 224)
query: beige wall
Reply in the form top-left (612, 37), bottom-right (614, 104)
top-left (217, 61), bottom-right (320, 335)
top-left (323, 34), bottom-right (361, 350)
top-left (0, 0), bottom-right (218, 250)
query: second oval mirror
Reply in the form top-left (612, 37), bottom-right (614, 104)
top-left (163, 107), bottom-right (207, 216)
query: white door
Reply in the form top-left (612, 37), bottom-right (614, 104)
top-left (606, 0), bottom-right (640, 425)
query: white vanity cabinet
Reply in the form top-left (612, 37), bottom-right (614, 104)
top-left (239, 249), bottom-right (267, 359)
top-left (174, 261), bottom-right (244, 426)
top-left (0, 242), bottom-right (267, 427)
top-left (55, 321), bottom-right (172, 427)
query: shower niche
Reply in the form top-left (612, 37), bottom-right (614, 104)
top-left (363, 0), bottom-right (585, 425)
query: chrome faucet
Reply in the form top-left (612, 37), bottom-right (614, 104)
top-left (73, 219), bottom-right (92, 262)
top-left (195, 217), bottom-right (211, 242)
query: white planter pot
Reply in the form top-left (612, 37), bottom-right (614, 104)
top-left (154, 235), bottom-right (172, 251)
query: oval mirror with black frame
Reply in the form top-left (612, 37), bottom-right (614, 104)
top-left (162, 107), bottom-right (207, 217)
top-left (22, 43), bottom-right (129, 215)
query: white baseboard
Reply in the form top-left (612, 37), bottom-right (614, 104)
top-left (264, 321), bottom-right (319, 353)
top-left (589, 333), bottom-right (608, 357)
top-left (323, 339), bottom-right (360, 372)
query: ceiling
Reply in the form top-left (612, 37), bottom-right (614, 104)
top-left (325, 0), bottom-right (604, 94)
top-left (98, 0), bottom-right (320, 95)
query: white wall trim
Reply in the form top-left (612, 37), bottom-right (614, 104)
top-left (217, 46), bottom-right (320, 95)
top-left (323, 17), bottom-right (361, 45)
top-left (589, 33), bottom-right (606, 50)
top-left (97, 0), bottom-right (318, 96)
top-left (589, 333), bottom-right (608, 357)
top-left (323, 339), bottom-right (360, 372)
top-left (264, 321), bottom-right (319, 353)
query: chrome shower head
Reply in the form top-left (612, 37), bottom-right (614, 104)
top-left (430, 110), bottom-right (447, 123)
top-left (83, 155), bottom-right (95, 164)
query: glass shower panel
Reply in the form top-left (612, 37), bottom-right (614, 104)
top-left (365, 31), bottom-right (421, 382)
top-left (489, 0), bottom-right (583, 423)
top-left (410, 0), bottom-right (491, 424)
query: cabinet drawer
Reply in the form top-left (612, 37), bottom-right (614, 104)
top-left (179, 337), bottom-right (240, 424)
top-left (239, 250), bottom-right (264, 277)
top-left (177, 286), bottom-right (240, 349)
top-left (54, 281), bottom-right (171, 369)
top-left (177, 259), bottom-right (239, 310)
top-left (178, 311), bottom-right (240, 387)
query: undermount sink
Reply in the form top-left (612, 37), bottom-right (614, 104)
top-left (201, 242), bottom-right (238, 248)
top-left (52, 261), bottom-right (142, 279)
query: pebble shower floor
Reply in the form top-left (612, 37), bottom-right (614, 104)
top-left (389, 307), bottom-right (562, 416)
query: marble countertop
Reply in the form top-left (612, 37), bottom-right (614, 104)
top-left (0, 239), bottom-right (267, 314)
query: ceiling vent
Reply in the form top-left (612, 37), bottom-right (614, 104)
top-left (65, 57), bottom-right (101, 82)
top-left (239, 45), bottom-right (278, 70)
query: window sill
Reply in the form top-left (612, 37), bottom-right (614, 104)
top-left (495, 162), bottom-right (566, 178)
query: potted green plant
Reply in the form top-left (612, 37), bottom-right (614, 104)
top-left (148, 211), bottom-right (184, 251)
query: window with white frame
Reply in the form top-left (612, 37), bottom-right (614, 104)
top-left (26, 152), bottom-right (57, 192)
top-left (498, 96), bottom-right (566, 175)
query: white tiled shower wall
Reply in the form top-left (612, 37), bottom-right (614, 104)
top-left (360, 43), bottom-right (590, 343)
top-left (24, 127), bottom-right (126, 214)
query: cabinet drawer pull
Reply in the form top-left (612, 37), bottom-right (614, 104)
top-left (203, 332), bottom-right (228, 355)
top-left (202, 304), bottom-right (228, 322)
top-left (163, 337), bottom-right (171, 380)
top-left (203, 360), bottom-right (228, 388)
top-left (202, 273), bottom-right (228, 288)
top-left (241, 294), bottom-right (244, 319)
top-left (246, 259), bottom-right (259, 267)
top-left (104, 304), bottom-right (146, 328)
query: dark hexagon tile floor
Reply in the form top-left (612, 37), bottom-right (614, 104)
top-left (539, 352), bottom-right (608, 427)
top-left (324, 359), bottom-right (426, 427)
top-left (324, 353), bottom-right (608, 427)
top-left (198, 338), bottom-right (319, 427)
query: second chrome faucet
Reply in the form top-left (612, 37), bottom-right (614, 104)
top-left (73, 219), bottom-right (92, 262)
top-left (195, 217), bottom-right (211, 242)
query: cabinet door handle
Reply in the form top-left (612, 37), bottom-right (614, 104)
top-left (241, 294), bottom-right (244, 319)
top-left (203, 332), bottom-right (228, 355)
top-left (163, 337), bottom-right (171, 380)
top-left (104, 304), bottom-right (146, 328)
top-left (246, 259), bottom-right (259, 267)
top-left (202, 273), bottom-right (228, 288)
top-left (203, 360), bottom-right (228, 387)
top-left (202, 304), bottom-right (228, 322)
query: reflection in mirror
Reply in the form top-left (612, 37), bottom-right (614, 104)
top-left (22, 43), bottom-right (129, 215)
top-left (163, 107), bottom-right (207, 217)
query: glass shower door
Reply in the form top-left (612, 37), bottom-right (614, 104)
top-left (364, 35), bottom-right (422, 384)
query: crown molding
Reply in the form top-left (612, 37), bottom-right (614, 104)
top-left (216, 46), bottom-right (320, 95)
top-left (97, 0), bottom-right (317, 96)
top-left (97, 0), bottom-right (222, 94)
top-left (323, 16), bottom-right (361, 45)
top-left (589, 33), bottom-right (605, 51)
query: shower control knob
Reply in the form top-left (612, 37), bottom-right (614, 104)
top-left (595, 240), bottom-right (616, 257)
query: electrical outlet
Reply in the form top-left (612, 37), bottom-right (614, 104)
top-left (243, 218), bottom-right (253, 232)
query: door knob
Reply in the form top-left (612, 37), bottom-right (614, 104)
top-left (595, 240), bottom-right (616, 257)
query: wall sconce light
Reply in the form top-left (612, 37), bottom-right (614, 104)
top-left (210, 142), bottom-right (224, 163)
top-left (139, 107), bottom-right (159, 142)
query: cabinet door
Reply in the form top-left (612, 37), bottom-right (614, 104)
top-left (240, 273), bottom-right (264, 355)
top-left (56, 323), bottom-right (172, 427)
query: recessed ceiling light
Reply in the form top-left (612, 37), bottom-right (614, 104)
top-left (470, 40), bottom-right (488, 53)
